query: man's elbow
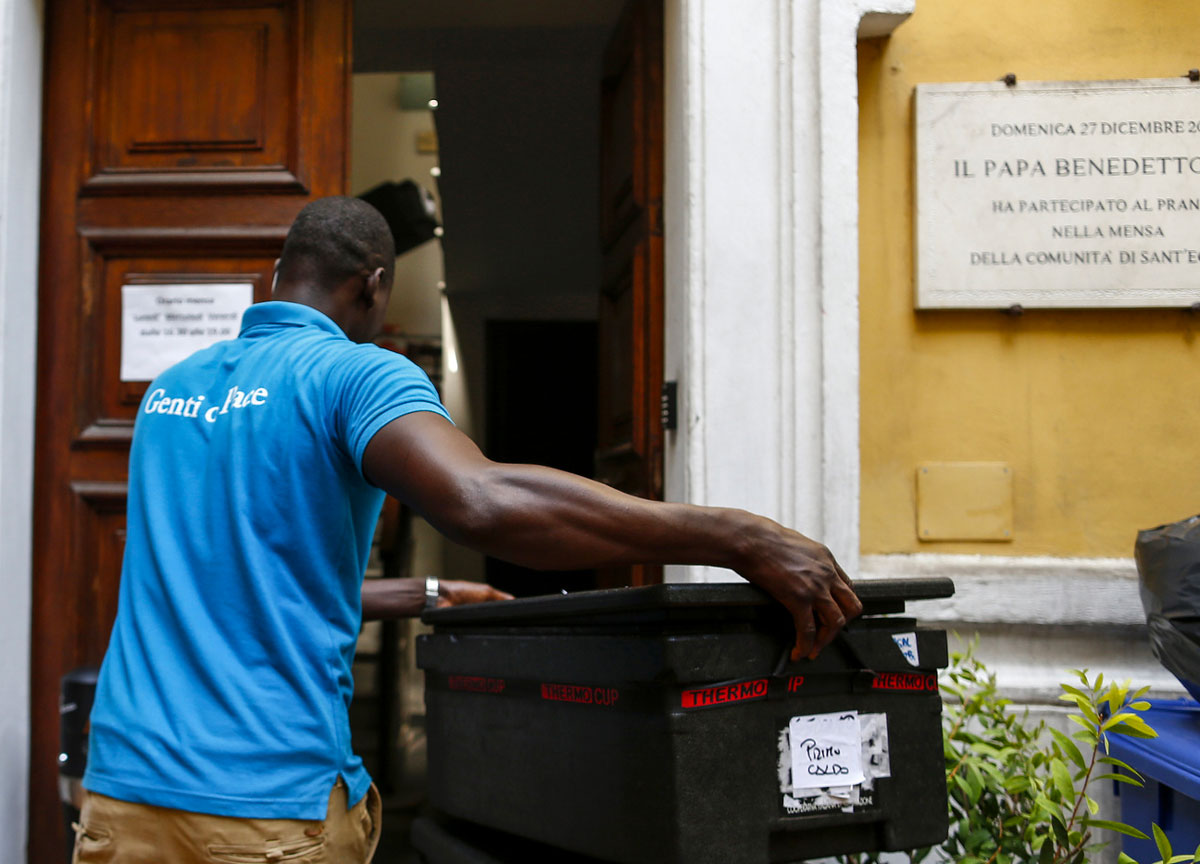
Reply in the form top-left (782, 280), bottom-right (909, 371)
top-left (428, 473), bottom-right (507, 552)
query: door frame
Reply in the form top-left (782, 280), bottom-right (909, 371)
top-left (659, 0), bottom-right (909, 579)
top-left (0, 2), bottom-right (44, 861)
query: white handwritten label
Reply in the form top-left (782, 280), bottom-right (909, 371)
top-left (789, 711), bottom-right (865, 790)
top-left (121, 283), bottom-right (253, 382)
top-left (891, 631), bottom-right (920, 667)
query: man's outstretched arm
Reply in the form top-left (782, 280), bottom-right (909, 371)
top-left (362, 412), bottom-right (862, 660)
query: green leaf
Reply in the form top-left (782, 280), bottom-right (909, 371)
top-left (1102, 711), bottom-right (1141, 732)
top-left (1060, 683), bottom-right (1089, 700)
top-left (1005, 775), bottom-right (1032, 793)
top-left (1131, 700), bottom-right (1152, 711)
top-left (966, 762), bottom-right (985, 803)
top-left (1050, 727), bottom-right (1088, 772)
top-left (1109, 720), bottom-right (1159, 740)
top-left (1051, 814), bottom-right (1070, 849)
top-left (1156, 823), bottom-right (1174, 864)
top-left (1076, 699), bottom-right (1102, 725)
top-left (978, 762), bottom-right (1006, 784)
top-left (1094, 771), bottom-right (1145, 787)
top-left (1107, 684), bottom-right (1123, 717)
top-left (1069, 713), bottom-right (1098, 734)
top-left (1039, 835), bottom-right (1055, 864)
top-left (1083, 818), bottom-right (1150, 840)
top-left (1085, 793), bottom-right (1099, 815)
top-left (1123, 715), bottom-right (1159, 736)
top-left (1098, 756), bottom-right (1144, 781)
top-left (1118, 853), bottom-right (1138, 864)
top-left (964, 828), bottom-right (992, 853)
top-left (1051, 758), bottom-right (1076, 803)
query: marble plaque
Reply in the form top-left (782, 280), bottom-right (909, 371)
top-left (915, 78), bottom-right (1200, 308)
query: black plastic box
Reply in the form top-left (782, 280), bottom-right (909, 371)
top-left (417, 579), bottom-right (953, 864)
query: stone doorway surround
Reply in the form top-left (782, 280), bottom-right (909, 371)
top-left (0, 0), bottom-right (44, 861)
top-left (662, 0), bottom-right (913, 579)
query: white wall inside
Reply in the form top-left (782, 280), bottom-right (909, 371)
top-left (0, 0), bottom-right (42, 859)
top-left (351, 72), bottom-right (445, 338)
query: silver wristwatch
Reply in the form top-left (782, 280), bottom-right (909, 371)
top-left (425, 575), bottom-right (440, 611)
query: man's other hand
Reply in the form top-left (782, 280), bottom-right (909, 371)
top-left (437, 580), bottom-right (514, 608)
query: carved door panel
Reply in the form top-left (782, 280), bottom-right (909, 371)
top-left (30, 1), bottom-right (350, 859)
top-left (595, 0), bottom-right (665, 589)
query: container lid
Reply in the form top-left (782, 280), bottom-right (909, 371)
top-left (1108, 698), bottom-right (1200, 798)
top-left (424, 577), bottom-right (954, 628)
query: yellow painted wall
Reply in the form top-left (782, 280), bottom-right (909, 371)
top-left (859, 0), bottom-right (1200, 558)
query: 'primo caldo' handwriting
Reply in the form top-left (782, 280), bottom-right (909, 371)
top-left (799, 738), bottom-right (850, 776)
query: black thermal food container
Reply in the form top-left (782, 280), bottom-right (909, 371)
top-left (417, 578), bottom-right (954, 864)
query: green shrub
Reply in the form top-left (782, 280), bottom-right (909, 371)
top-left (843, 638), bottom-right (1195, 864)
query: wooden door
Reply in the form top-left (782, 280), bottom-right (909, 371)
top-left (30, 1), bottom-right (350, 859)
top-left (595, 0), bottom-right (665, 588)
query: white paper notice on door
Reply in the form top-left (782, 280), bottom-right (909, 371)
top-left (788, 710), bottom-right (865, 790)
top-left (121, 283), bottom-right (254, 382)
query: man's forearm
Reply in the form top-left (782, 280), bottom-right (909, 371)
top-left (361, 577), bottom-right (425, 621)
top-left (444, 462), bottom-right (757, 573)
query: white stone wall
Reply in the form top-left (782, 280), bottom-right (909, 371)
top-left (0, 0), bottom-right (42, 859)
top-left (663, 0), bottom-right (912, 581)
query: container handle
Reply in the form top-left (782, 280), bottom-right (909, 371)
top-left (772, 632), bottom-right (875, 677)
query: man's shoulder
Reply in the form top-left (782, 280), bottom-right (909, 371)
top-left (326, 341), bottom-right (428, 379)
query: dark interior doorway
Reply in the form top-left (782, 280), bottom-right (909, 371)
top-left (484, 319), bottom-right (599, 597)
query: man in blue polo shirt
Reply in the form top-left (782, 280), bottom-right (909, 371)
top-left (77, 197), bottom-right (861, 863)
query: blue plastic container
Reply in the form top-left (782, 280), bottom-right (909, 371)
top-left (1109, 699), bottom-right (1200, 860)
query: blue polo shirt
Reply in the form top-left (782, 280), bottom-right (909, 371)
top-left (84, 301), bottom-right (451, 818)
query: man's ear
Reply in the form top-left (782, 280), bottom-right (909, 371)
top-left (363, 267), bottom-right (386, 307)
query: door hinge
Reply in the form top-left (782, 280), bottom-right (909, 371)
top-left (660, 380), bottom-right (678, 431)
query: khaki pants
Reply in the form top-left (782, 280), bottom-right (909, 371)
top-left (72, 779), bottom-right (381, 864)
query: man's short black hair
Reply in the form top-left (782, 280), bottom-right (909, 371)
top-left (278, 196), bottom-right (396, 288)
